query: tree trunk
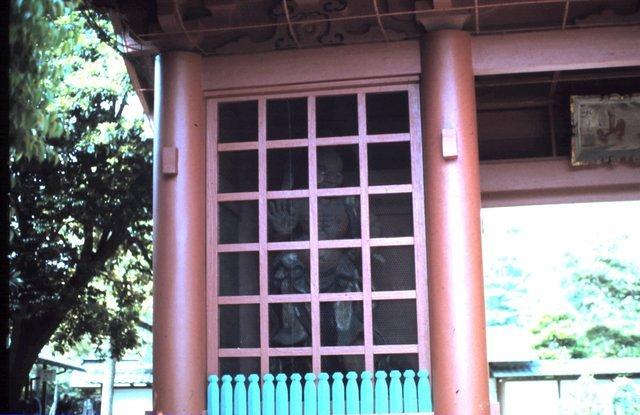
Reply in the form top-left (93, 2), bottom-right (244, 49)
top-left (9, 322), bottom-right (49, 411)
top-left (8, 202), bottom-right (128, 411)
top-left (9, 307), bottom-right (79, 410)
top-left (100, 355), bottom-right (116, 415)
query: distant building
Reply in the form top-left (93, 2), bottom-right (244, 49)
top-left (490, 358), bottom-right (640, 415)
top-left (70, 359), bottom-right (152, 415)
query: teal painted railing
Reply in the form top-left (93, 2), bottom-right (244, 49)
top-left (208, 370), bottom-right (432, 415)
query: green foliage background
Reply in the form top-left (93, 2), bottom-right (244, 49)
top-left (483, 207), bottom-right (640, 360)
top-left (532, 243), bottom-right (640, 359)
top-left (483, 205), bottom-right (640, 413)
top-left (9, 3), bottom-right (152, 408)
top-left (10, 0), bottom-right (78, 161)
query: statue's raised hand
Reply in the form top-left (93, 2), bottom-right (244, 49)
top-left (268, 199), bottom-right (299, 235)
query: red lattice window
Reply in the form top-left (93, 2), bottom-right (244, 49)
top-left (207, 85), bottom-right (429, 376)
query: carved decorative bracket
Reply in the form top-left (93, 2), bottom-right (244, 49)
top-left (414, 0), bottom-right (470, 31)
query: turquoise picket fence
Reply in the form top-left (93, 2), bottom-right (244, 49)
top-left (207, 370), bottom-right (432, 415)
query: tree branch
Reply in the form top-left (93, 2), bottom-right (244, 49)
top-left (136, 239), bottom-right (152, 268)
top-left (115, 95), bottom-right (127, 120)
top-left (136, 318), bottom-right (152, 332)
top-left (96, 227), bottom-right (111, 255)
top-left (81, 222), bottom-right (94, 261)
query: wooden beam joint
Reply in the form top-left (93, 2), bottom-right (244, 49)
top-left (414, 0), bottom-right (471, 31)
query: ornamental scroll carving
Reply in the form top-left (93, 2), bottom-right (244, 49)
top-left (205, 0), bottom-right (418, 54)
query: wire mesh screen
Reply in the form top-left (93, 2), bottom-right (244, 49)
top-left (373, 300), bottom-right (417, 345)
top-left (218, 201), bottom-right (258, 244)
top-left (318, 248), bottom-right (362, 293)
top-left (322, 355), bottom-right (365, 374)
top-left (371, 246), bottom-right (415, 291)
top-left (318, 196), bottom-right (361, 240)
top-left (269, 303), bottom-right (312, 347)
top-left (267, 97), bottom-right (308, 140)
top-left (317, 145), bottom-right (359, 187)
top-left (320, 301), bottom-right (364, 347)
top-left (270, 356), bottom-right (312, 375)
top-left (219, 252), bottom-right (260, 296)
top-left (218, 101), bottom-right (258, 143)
top-left (219, 304), bottom-right (260, 348)
top-left (267, 198), bottom-right (310, 242)
top-left (218, 150), bottom-right (258, 193)
top-left (267, 148), bottom-right (309, 190)
top-left (368, 141), bottom-right (412, 185)
top-left (219, 358), bottom-right (260, 377)
top-left (268, 250), bottom-right (311, 295)
top-left (316, 94), bottom-right (358, 137)
top-left (366, 91), bottom-right (410, 135)
top-left (374, 354), bottom-right (419, 372)
top-left (369, 193), bottom-right (414, 238)
top-left (211, 86), bottom-right (428, 376)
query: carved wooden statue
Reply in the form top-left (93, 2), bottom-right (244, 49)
top-left (268, 148), bottom-right (364, 358)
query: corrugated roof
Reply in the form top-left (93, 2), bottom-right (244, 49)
top-left (36, 354), bottom-right (86, 372)
top-left (70, 359), bottom-right (152, 388)
top-left (490, 358), bottom-right (640, 380)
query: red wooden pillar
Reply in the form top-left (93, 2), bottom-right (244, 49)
top-left (153, 51), bottom-right (206, 415)
top-left (420, 31), bottom-right (490, 415)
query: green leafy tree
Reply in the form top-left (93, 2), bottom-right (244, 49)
top-left (9, 9), bottom-right (152, 409)
top-left (531, 313), bottom-right (587, 359)
top-left (10, 0), bottom-right (78, 161)
top-left (532, 240), bottom-right (640, 359)
top-left (561, 375), bottom-right (640, 415)
top-left (613, 377), bottom-right (640, 415)
top-left (483, 225), bottom-right (533, 328)
top-left (484, 256), bottom-right (529, 326)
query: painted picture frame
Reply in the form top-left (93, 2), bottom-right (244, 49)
top-left (570, 94), bottom-right (640, 166)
